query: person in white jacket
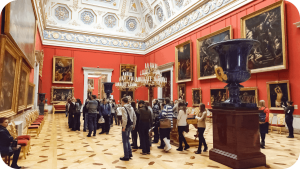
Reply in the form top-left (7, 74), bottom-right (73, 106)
top-left (176, 102), bottom-right (190, 151)
top-left (195, 103), bottom-right (208, 154)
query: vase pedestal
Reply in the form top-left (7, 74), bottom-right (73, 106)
top-left (209, 108), bottom-right (266, 169)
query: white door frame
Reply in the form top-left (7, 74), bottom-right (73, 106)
top-left (157, 62), bottom-right (174, 100)
top-left (82, 67), bottom-right (113, 104)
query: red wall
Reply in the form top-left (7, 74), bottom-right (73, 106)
top-left (42, 46), bottom-right (148, 103)
top-left (146, 0), bottom-right (300, 115)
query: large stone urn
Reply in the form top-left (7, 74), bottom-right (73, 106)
top-left (207, 39), bottom-right (266, 169)
top-left (38, 93), bottom-right (46, 115)
top-left (102, 82), bottom-right (114, 99)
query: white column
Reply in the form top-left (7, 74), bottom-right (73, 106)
top-left (33, 63), bottom-right (40, 109)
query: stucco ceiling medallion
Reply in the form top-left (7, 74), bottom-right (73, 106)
top-left (156, 7), bottom-right (164, 22)
top-left (147, 15), bottom-right (153, 29)
top-left (175, 0), bottom-right (184, 8)
top-left (133, 42), bottom-right (139, 48)
top-left (204, 4), bottom-right (210, 14)
top-left (123, 41), bottom-right (129, 47)
top-left (52, 32), bottom-right (59, 39)
top-left (78, 36), bottom-right (85, 42)
top-left (101, 38), bottom-right (108, 45)
top-left (126, 19), bottom-right (137, 31)
top-left (55, 6), bottom-right (69, 21)
top-left (81, 11), bottom-right (95, 25)
top-left (90, 37), bottom-right (97, 43)
top-left (104, 15), bottom-right (117, 28)
top-left (66, 34), bottom-right (73, 41)
top-left (217, 0), bottom-right (224, 7)
top-left (112, 40), bottom-right (119, 46)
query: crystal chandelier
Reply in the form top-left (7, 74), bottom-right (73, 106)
top-left (115, 72), bottom-right (138, 91)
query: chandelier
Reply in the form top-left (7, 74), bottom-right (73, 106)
top-left (115, 72), bottom-right (138, 91)
top-left (136, 63), bottom-right (167, 87)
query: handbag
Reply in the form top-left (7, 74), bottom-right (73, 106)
top-left (11, 139), bottom-right (18, 148)
top-left (185, 124), bottom-right (189, 133)
top-left (160, 119), bottom-right (171, 128)
top-left (98, 117), bottom-right (105, 123)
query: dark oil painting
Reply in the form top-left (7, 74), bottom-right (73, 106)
top-left (199, 31), bottom-right (230, 78)
top-left (178, 84), bottom-right (186, 101)
top-left (18, 70), bottom-right (27, 107)
top-left (54, 57), bottom-right (73, 83)
top-left (245, 6), bottom-right (284, 70)
top-left (0, 52), bottom-right (16, 112)
top-left (210, 89), bottom-right (227, 106)
top-left (53, 89), bottom-right (73, 102)
top-left (27, 85), bottom-right (34, 106)
top-left (192, 89), bottom-right (201, 106)
top-left (177, 43), bottom-right (191, 81)
top-left (239, 90), bottom-right (256, 104)
top-left (269, 83), bottom-right (289, 108)
top-left (120, 64), bottom-right (136, 79)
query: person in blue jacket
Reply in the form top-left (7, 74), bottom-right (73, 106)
top-left (99, 98), bottom-right (111, 135)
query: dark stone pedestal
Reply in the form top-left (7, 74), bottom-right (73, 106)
top-left (39, 102), bottom-right (45, 115)
top-left (209, 108), bottom-right (266, 169)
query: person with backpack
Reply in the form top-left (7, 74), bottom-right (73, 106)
top-left (119, 97), bottom-right (136, 161)
top-left (258, 100), bottom-right (270, 149)
top-left (86, 95), bottom-right (99, 137)
top-left (73, 99), bottom-right (82, 131)
top-left (152, 99), bottom-right (160, 143)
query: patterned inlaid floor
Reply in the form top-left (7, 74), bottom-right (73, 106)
top-left (15, 113), bottom-right (299, 169)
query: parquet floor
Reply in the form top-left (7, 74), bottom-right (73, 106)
top-left (14, 113), bottom-right (300, 169)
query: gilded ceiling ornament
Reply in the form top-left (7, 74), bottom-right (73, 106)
top-left (204, 4), bottom-right (210, 14)
top-left (77, 36), bottom-right (85, 42)
top-left (117, 27), bottom-right (126, 33)
top-left (101, 38), bottom-right (108, 45)
top-left (112, 40), bottom-right (119, 46)
top-left (175, 0), bottom-right (184, 8)
top-left (163, 0), bottom-right (171, 18)
top-left (147, 15), bottom-right (153, 29)
top-left (55, 6), bottom-right (69, 21)
top-left (69, 20), bottom-right (81, 26)
top-left (70, 0), bottom-right (81, 12)
top-left (123, 41), bottom-right (129, 47)
top-left (66, 34), bottom-right (73, 41)
top-left (52, 32), bottom-right (59, 39)
top-left (126, 19), bottom-right (137, 31)
top-left (104, 15), bottom-right (117, 28)
top-left (81, 11), bottom-right (94, 25)
top-left (130, 0), bottom-right (137, 12)
top-left (156, 7), bottom-right (164, 22)
top-left (90, 37), bottom-right (97, 43)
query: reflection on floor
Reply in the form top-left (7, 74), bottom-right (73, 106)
top-left (15, 113), bottom-right (299, 169)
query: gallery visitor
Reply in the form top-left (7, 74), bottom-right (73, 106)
top-left (138, 100), bottom-right (153, 155)
top-left (73, 99), bottom-right (82, 131)
top-left (68, 98), bottom-right (76, 129)
top-left (131, 101), bottom-right (140, 149)
top-left (283, 101), bottom-right (294, 138)
top-left (258, 100), bottom-right (270, 149)
top-left (99, 98), bottom-right (111, 134)
top-left (176, 101), bottom-right (189, 151)
top-left (82, 98), bottom-right (89, 132)
top-left (86, 95), bottom-right (99, 137)
top-left (110, 99), bottom-right (118, 126)
top-left (117, 105), bottom-right (123, 125)
top-left (195, 103), bottom-right (208, 154)
top-left (160, 98), bottom-right (174, 152)
top-left (152, 99), bottom-right (160, 143)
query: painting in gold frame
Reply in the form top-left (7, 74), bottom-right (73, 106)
top-left (175, 40), bottom-right (192, 83)
top-left (18, 63), bottom-right (30, 111)
top-left (26, 82), bottom-right (35, 108)
top-left (4, 0), bottom-right (37, 68)
top-left (239, 87), bottom-right (258, 105)
top-left (197, 26), bottom-right (232, 80)
top-left (192, 88), bottom-right (201, 107)
top-left (53, 56), bottom-right (74, 84)
top-left (178, 83), bottom-right (186, 102)
top-left (0, 35), bottom-right (22, 117)
top-left (267, 80), bottom-right (290, 110)
top-left (51, 86), bottom-right (74, 104)
top-left (210, 88), bottom-right (228, 106)
top-left (120, 64), bottom-right (137, 79)
top-left (120, 90), bottom-right (135, 102)
top-left (88, 79), bottom-right (95, 89)
top-left (241, 1), bottom-right (286, 73)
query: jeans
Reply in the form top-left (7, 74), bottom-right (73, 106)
top-left (122, 125), bottom-right (133, 158)
top-left (83, 113), bottom-right (88, 131)
top-left (286, 117), bottom-right (294, 137)
top-left (73, 113), bottom-right (81, 131)
top-left (110, 113), bottom-right (117, 125)
top-left (102, 115), bottom-right (110, 133)
top-left (88, 113), bottom-right (97, 135)
top-left (153, 117), bottom-right (159, 142)
top-left (178, 126), bottom-right (188, 148)
top-left (197, 128), bottom-right (207, 151)
top-left (139, 123), bottom-right (150, 153)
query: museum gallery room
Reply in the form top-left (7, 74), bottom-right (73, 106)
top-left (1, 0), bottom-right (300, 168)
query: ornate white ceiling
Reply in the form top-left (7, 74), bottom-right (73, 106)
top-left (33, 0), bottom-right (254, 54)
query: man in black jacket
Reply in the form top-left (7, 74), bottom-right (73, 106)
top-left (83, 98), bottom-right (89, 132)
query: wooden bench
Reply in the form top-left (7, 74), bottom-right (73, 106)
top-left (53, 102), bottom-right (66, 114)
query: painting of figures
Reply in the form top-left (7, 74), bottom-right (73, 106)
top-left (192, 88), bottom-right (201, 107)
top-left (241, 1), bottom-right (286, 73)
top-left (0, 52), bottom-right (17, 112)
top-left (18, 70), bottom-right (27, 107)
top-left (197, 26), bottom-right (232, 80)
top-left (120, 91), bottom-right (134, 102)
top-left (53, 56), bottom-right (74, 84)
top-left (88, 79), bottom-right (94, 89)
top-left (175, 40), bottom-right (192, 83)
top-left (51, 87), bottom-right (74, 103)
top-left (27, 83), bottom-right (35, 107)
top-left (178, 84), bottom-right (186, 102)
top-left (239, 88), bottom-right (258, 104)
top-left (210, 89), bottom-right (228, 106)
top-left (267, 80), bottom-right (290, 110)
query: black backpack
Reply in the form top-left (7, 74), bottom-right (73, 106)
top-left (75, 103), bottom-right (81, 113)
top-left (124, 107), bottom-right (133, 128)
top-left (259, 107), bottom-right (267, 122)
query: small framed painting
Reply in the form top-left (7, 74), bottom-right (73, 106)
top-left (51, 86), bottom-right (74, 103)
top-left (210, 88), bottom-right (228, 106)
top-left (239, 87), bottom-right (258, 104)
top-left (53, 56), bottom-right (74, 84)
top-left (88, 79), bottom-right (94, 89)
top-left (192, 88), bottom-right (202, 107)
top-left (267, 80), bottom-right (290, 110)
top-left (120, 90), bottom-right (135, 102)
top-left (175, 40), bottom-right (192, 83)
top-left (178, 83), bottom-right (186, 102)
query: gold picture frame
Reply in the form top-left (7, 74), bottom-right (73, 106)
top-left (51, 86), bottom-right (74, 104)
top-left (4, 0), bottom-right (37, 68)
top-left (197, 26), bottom-right (233, 80)
top-left (267, 80), bottom-right (290, 110)
top-left (52, 56), bottom-right (74, 84)
top-left (0, 35), bottom-right (22, 117)
top-left (88, 79), bottom-right (95, 89)
top-left (18, 63), bottom-right (30, 112)
top-left (192, 88), bottom-right (202, 107)
top-left (240, 87), bottom-right (258, 104)
top-left (210, 88), bottom-right (228, 106)
top-left (120, 90), bottom-right (135, 102)
top-left (241, 1), bottom-right (287, 73)
top-left (26, 82), bottom-right (35, 108)
top-left (120, 64), bottom-right (137, 79)
top-left (175, 40), bottom-right (192, 83)
top-left (178, 83), bottom-right (186, 102)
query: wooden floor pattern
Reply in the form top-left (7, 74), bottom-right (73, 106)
top-left (14, 113), bottom-right (300, 169)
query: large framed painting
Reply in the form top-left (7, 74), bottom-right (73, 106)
top-left (175, 40), bottom-right (192, 83)
top-left (267, 80), bottom-right (290, 110)
top-left (51, 86), bottom-right (74, 104)
top-left (120, 64), bottom-right (137, 79)
top-left (4, 0), bottom-right (37, 68)
top-left (192, 88), bottom-right (202, 107)
top-left (0, 36), bottom-right (22, 117)
top-left (88, 79), bottom-right (95, 89)
top-left (53, 56), bottom-right (74, 84)
top-left (197, 26), bottom-right (232, 80)
top-left (178, 83), bottom-right (186, 102)
top-left (26, 82), bottom-right (35, 108)
top-left (239, 87), bottom-right (258, 104)
top-left (120, 91), bottom-right (135, 102)
top-left (210, 88), bottom-right (228, 106)
top-left (241, 1), bottom-right (286, 73)
top-left (18, 63), bottom-right (30, 111)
